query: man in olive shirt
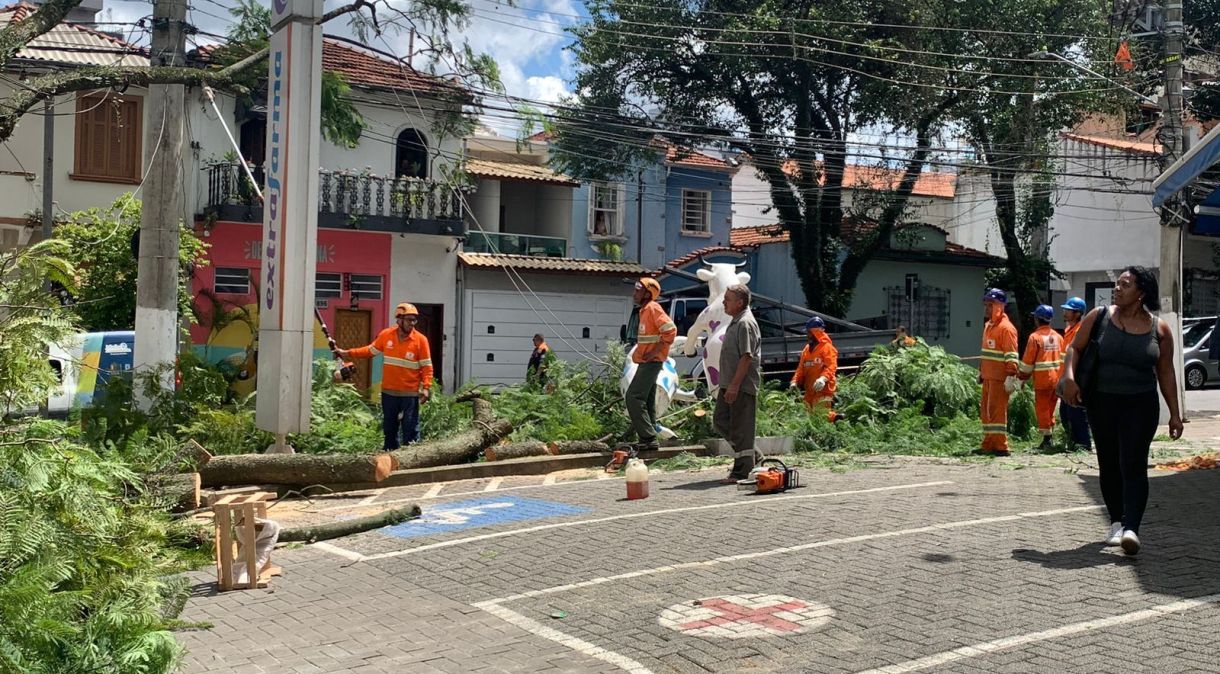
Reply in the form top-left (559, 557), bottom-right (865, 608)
top-left (715, 283), bottom-right (762, 483)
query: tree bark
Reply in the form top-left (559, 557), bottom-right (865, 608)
top-left (390, 391), bottom-right (512, 469)
top-left (199, 453), bottom-right (397, 488)
top-left (278, 504), bottom-right (421, 543)
top-left (484, 441), bottom-right (548, 461)
top-left (548, 440), bottom-right (612, 455)
top-left (148, 472), bottom-right (201, 513)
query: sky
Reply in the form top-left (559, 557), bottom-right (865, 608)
top-left (98, 0), bottom-right (582, 137)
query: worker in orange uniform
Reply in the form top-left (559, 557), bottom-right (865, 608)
top-left (978, 288), bottom-right (1019, 456)
top-left (789, 316), bottom-right (838, 421)
top-left (1057, 297), bottom-right (1091, 450)
top-left (336, 302), bottom-right (433, 450)
top-left (1018, 304), bottom-right (1064, 450)
top-left (626, 277), bottom-right (677, 451)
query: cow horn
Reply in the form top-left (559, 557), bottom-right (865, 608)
top-left (697, 253), bottom-right (708, 267)
top-left (735, 259), bottom-right (748, 268)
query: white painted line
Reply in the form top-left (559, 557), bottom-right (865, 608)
top-left (597, 471), bottom-right (612, 480)
top-left (356, 489), bottom-right (386, 506)
top-left (316, 477), bottom-right (623, 512)
top-left (483, 477), bottom-right (505, 492)
top-left (471, 502), bottom-right (1107, 673)
top-left (486, 503), bottom-right (1101, 603)
top-left (542, 474), bottom-right (558, 485)
top-left (853, 593), bottom-right (1220, 674)
top-left (476, 601), bottom-right (654, 674)
top-left (422, 483), bottom-right (446, 499)
top-left (311, 541), bottom-right (366, 562)
top-left (360, 481), bottom-right (953, 561)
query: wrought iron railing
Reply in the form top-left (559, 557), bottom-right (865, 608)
top-left (202, 163), bottom-right (464, 224)
top-left (465, 231), bottom-right (568, 257)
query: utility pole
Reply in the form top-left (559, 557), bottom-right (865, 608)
top-left (41, 98), bottom-right (52, 243)
top-left (1158, 0), bottom-right (1186, 420)
top-left (133, 0), bottom-right (187, 409)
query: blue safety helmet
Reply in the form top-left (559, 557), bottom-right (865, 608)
top-left (983, 288), bottom-right (1007, 304)
top-left (805, 316), bottom-right (825, 331)
top-left (1061, 297), bottom-right (1086, 312)
top-left (1032, 304), bottom-right (1054, 321)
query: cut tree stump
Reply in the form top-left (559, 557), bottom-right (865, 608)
top-left (278, 504), bottom-right (422, 543)
top-left (484, 441), bottom-right (548, 461)
top-left (199, 453), bottom-right (397, 488)
top-left (150, 472), bottom-right (201, 513)
top-left (548, 441), bottom-right (611, 456)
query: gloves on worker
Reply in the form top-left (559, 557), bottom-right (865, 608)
top-left (813, 377), bottom-right (827, 393)
top-left (788, 381), bottom-right (798, 390)
top-left (1003, 375), bottom-right (1020, 394)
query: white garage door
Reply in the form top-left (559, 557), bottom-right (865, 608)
top-left (463, 289), bottom-right (630, 385)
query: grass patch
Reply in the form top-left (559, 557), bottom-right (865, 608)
top-left (648, 451), bottom-right (731, 472)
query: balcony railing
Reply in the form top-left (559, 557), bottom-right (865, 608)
top-left (201, 163), bottom-right (465, 236)
top-left (465, 231), bottom-right (568, 257)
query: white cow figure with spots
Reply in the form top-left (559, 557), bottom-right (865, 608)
top-left (619, 336), bottom-right (697, 440)
top-left (682, 256), bottom-right (750, 397)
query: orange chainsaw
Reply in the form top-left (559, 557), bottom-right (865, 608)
top-left (315, 307), bottom-right (357, 381)
top-left (737, 458), bottom-right (800, 494)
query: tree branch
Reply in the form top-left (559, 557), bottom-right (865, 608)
top-left (0, 0), bottom-right (84, 68)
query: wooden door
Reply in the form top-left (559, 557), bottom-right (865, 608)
top-left (414, 303), bottom-right (444, 388)
top-left (334, 309), bottom-right (372, 393)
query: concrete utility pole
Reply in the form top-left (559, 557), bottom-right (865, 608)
top-left (133, 0), bottom-right (187, 409)
top-left (1158, 0), bottom-right (1186, 420)
top-left (41, 98), bottom-right (52, 243)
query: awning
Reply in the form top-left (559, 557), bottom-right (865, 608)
top-left (1152, 123), bottom-right (1220, 206)
top-left (1192, 184), bottom-right (1220, 236)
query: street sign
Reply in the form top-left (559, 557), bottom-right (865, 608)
top-left (383, 496), bottom-right (591, 539)
top-left (658, 594), bottom-right (834, 639)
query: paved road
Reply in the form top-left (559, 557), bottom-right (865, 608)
top-left (1186, 387), bottom-right (1220, 414)
top-left (178, 452), bottom-right (1220, 674)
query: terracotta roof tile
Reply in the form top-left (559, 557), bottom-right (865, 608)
top-left (777, 160), bottom-right (957, 199)
top-left (0, 2), bottom-right (146, 67)
top-left (458, 252), bottom-right (649, 276)
top-left (1060, 132), bottom-right (1160, 157)
top-left (730, 222), bottom-right (998, 262)
top-left (664, 245), bottom-right (750, 268)
top-left (466, 158), bottom-right (578, 186)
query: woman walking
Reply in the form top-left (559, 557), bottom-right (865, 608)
top-left (1060, 267), bottom-right (1184, 555)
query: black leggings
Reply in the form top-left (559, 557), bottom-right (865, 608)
top-left (1087, 390), bottom-right (1159, 533)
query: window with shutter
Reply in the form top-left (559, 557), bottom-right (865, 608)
top-left (73, 94), bottom-right (142, 183)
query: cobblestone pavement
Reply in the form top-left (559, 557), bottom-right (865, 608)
top-left (178, 443), bottom-right (1220, 673)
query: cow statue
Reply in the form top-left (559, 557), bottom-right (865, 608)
top-left (682, 256), bottom-right (751, 398)
top-left (620, 336), bottom-right (698, 440)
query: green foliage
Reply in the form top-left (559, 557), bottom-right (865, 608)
top-left (420, 388), bottom-right (473, 440)
top-left (55, 194), bottom-right (208, 332)
top-left (289, 363), bottom-right (383, 454)
top-left (0, 428), bottom-right (185, 672)
top-left (848, 341), bottom-right (980, 418)
top-left (0, 239), bottom-right (77, 413)
top-left (1007, 385), bottom-right (1037, 442)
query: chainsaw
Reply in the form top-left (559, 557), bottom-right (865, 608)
top-left (314, 307), bottom-right (357, 381)
top-left (737, 457), bottom-right (800, 494)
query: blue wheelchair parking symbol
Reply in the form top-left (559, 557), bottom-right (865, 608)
top-left (383, 495), bottom-right (591, 539)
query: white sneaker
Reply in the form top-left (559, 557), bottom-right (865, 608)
top-left (1105, 522), bottom-right (1123, 546)
top-left (1121, 529), bottom-right (1141, 556)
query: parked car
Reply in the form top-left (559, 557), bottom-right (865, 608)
top-left (1183, 317), bottom-right (1219, 390)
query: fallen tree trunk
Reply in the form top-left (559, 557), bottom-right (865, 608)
top-left (149, 472), bottom-right (201, 512)
top-left (484, 441), bottom-right (548, 461)
top-left (199, 453), bottom-right (397, 488)
top-left (549, 440), bottom-right (611, 455)
top-left (391, 391), bottom-right (512, 469)
top-left (278, 504), bottom-right (421, 543)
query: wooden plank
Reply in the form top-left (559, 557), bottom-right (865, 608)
top-left (240, 503), bottom-right (258, 590)
top-left (215, 506), bottom-right (233, 591)
top-left (203, 486), bottom-right (262, 507)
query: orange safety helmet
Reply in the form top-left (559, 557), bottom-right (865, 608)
top-left (394, 302), bottom-right (419, 318)
top-left (635, 277), bottom-right (661, 301)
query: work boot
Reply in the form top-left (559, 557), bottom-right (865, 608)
top-left (1038, 436), bottom-right (1054, 451)
top-left (633, 439), bottom-right (659, 453)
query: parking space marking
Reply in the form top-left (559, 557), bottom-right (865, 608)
top-left (312, 542), bottom-right (365, 562)
top-left (422, 483), bottom-right (446, 499)
top-left (853, 592), bottom-right (1220, 674)
top-left (315, 477), bottom-right (625, 513)
top-left (353, 481), bottom-right (953, 561)
top-left (472, 502), bottom-right (1105, 673)
top-left (356, 489), bottom-right (386, 506)
top-left (542, 474), bottom-right (558, 485)
top-left (483, 477), bottom-right (505, 492)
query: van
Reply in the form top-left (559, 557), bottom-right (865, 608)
top-left (46, 331), bottom-right (135, 416)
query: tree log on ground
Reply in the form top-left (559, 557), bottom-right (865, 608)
top-left (484, 441), bottom-right (548, 461)
top-left (548, 440), bottom-right (611, 455)
top-left (278, 504), bottom-right (421, 543)
top-left (199, 453), bottom-right (397, 488)
top-left (148, 472), bottom-right (201, 513)
top-left (391, 391), bottom-right (512, 469)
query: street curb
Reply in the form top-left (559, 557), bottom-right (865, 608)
top-left (300, 445), bottom-right (711, 494)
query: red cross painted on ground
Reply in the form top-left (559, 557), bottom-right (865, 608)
top-left (677, 597), bottom-right (810, 633)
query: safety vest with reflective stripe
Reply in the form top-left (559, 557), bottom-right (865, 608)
top-left (1018, 325), bottom-right (1063, 390)
top-left (1058, 321), bottom-right (1081, 378)
top-left (979, 314), bottom-right (1019, 381)
top-left (791, 337), bottom-right (838, 397)
top-left (350, 327), bottom-right (433, 393)
top-left (633, 301), bottom-right (677, 363)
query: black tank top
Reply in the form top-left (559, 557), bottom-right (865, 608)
top-left (1094, 314), bottom-right (1159, 395)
